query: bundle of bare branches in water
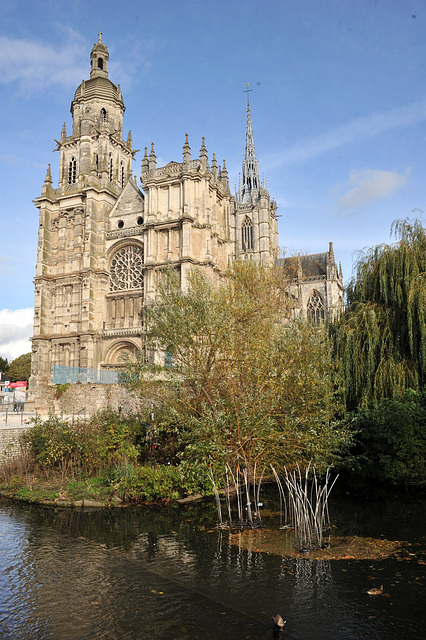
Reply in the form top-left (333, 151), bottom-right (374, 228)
top-left (271, 463), bottom-right (338, 551)
top-left (210, 463), bottom-right (338, 551)
top-left (209, 463), bottom-right (265, 529)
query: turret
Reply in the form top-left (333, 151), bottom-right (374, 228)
top-left (41, 164), bottom-right (53, 196)
top-left (90, 32), bottom-right (109, 78)
top-left (211, 153), bottom-right (218, 181)
top-left (221, 158), bottom-right (230, 191)
top-left (182, 133), bottom-right (191, 167)
top-left (199, 137), bottom-right (208, 171)
top-left (148, 142), bottom-right (157, 172)
top-left (141, 147), bottom-right (148, 175)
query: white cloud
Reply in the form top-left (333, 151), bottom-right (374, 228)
top-left (264, 100), bottom-right (426, 168)
top-left (0, 33), bottom-right (87, 94)
top-left (334, 168), bottom-right (409, 212)
top-left (0, 31), bottom-right (154, 96)
top-left (0, 308), bottom-right (33, 362)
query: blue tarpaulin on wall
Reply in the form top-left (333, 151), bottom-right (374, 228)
top-left (53, 365), bottom-right (123, 385)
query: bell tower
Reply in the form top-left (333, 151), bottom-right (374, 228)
top-left (55, 32), bottom-right (133, 192)
top-left (30, 35), bottom-right (138, 393)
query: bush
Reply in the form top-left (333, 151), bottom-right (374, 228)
top-left (106, 464), bottom-right (180, 502)
top-left (20, 409), bottom-right (215, 502)
top-left (105, 460), bottom-right (213, 502)
top-left (177, 458), bottom-right (216, 495)
top-left (134, 408), bottom-right (184, 466)
top-left (349, 389), bottom-right (426, 486)
top-left (28, 411), bottom-right (140, 479)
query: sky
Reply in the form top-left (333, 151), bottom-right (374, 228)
top-left (0, 0), bottom-right (425, 361)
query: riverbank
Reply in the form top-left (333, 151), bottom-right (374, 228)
top-left (1, 476), bottom-right (422, 564)
top-left (0, 473), bottom-right (204, 508)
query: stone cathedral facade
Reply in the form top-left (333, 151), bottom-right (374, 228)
top-left (30, 35), bottom-right (343, 390)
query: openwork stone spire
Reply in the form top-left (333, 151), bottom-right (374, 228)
top-left (240, 87), bottom-right (260, 204)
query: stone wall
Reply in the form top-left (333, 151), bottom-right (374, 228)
top-left (34, 383), bottom-right (147, 418)
top-left (0, 428), bottom-right (29, 464)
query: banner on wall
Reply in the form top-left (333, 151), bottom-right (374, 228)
top-left (8, 381), bottom-right (27, 389)
top-left (4, 381), bottom-right (27, 405)
top-left (5, 381), bottom-right (26, 391)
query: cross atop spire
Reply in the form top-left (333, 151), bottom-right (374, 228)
top-left (243, 82), bottom-right (252, 107)
top-left (98, 31), bottom-right (103, 43)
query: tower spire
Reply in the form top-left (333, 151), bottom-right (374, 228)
top-left (240, 84), bottom-right (260, 204)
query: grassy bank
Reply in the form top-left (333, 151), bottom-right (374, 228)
top-left (0, 476), bottom-right (115, 506)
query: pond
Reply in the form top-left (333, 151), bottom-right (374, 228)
top-left (0, 492), bottom-right (425, 639)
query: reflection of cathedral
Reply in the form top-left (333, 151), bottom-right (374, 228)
top-left (30, 35), bottom-right (343, 389)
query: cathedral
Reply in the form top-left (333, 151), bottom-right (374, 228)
top-left (30, 35), bottom-right (343, 390)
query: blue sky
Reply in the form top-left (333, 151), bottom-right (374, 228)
top-left (0, 0), bottom-right (425, 360)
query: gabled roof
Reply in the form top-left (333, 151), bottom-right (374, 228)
top-left (277, 252), bottom-right (328, 278)
top-left (109, 178), bottom-right (144, 218)
top-left (299, 252), bottom-right (327, 277)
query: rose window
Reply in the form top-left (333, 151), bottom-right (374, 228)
top-left (110, 245), bottom-right (144, 292)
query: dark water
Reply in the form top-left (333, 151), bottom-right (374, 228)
top-left (0, 493), bottom-right (425, 640)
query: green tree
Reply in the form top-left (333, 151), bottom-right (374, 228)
top-left (0, 357), bottom-right (9, 375)
top-left (7, 352), bottom-right (32, 383)
top-left (129, 262), bottom-right (349, 472)
top-left (335, 218), bottom-right (426, 410)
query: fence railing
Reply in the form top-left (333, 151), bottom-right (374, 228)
top-left (0, 401), bottom-right (37, 426)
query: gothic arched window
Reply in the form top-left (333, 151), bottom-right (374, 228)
top-left (109, 154), bottom-right (113, 182)
top-left (242, 216), bottom-right (254, 251)
top-left (110, 245), bottom-right (144, 292)
top-left (98, 57), bottom-right (104, 70)
top-left (307, 290), bottom-right (325, 323)
top-left (68, 157), bottom-right (76, 184)
top-left (101, 108), bottom-right (107, 122)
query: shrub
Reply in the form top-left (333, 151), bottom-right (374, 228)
top-left (349, 389), bottom-right (426, 485)
top-left (105, 459), bottom-right (213, 502)
top-left (106, 463), bottom-right (180, 502)
top-left (27, 411), bottom-right (139, 479)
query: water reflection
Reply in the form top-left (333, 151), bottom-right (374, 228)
top-left (0, 497), bottom-right (425, 640)
top-left (293, 558), bottom-right (333, 599)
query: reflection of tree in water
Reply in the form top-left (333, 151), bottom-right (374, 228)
top-left (146, 532), bottom-right (159, 561)
top-left (24, 500), bottom-right (218, 551)
top-left (211, 531), bottom-right (266, 583)
top-left (293, 558), bottom-right (333, 601)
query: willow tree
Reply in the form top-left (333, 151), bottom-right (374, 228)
top-left (335, 218), bottom-right (426, 410)
top-left (129, 261), bottom-right (348, 472)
